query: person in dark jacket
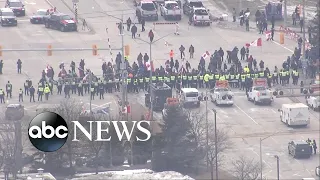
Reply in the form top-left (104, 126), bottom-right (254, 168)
top-left (131, 24), bottom-right (137, 38)
top-left (126, 17), bottom-right (132, 31)
top-left (141, 18), bottom-right (145, 32)
top-left (189, 45), bottom-right (194, 58)
top-left (240, 47), bottom-right (246, 60)
top-left (218, 47), bottom-right (224, 61)
top-left (17, 59), bottom-right (22, 74)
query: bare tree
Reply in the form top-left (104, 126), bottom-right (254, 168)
top-left (55, 99), bottom-right (83, 169)
top-left (0, 113), bottom-right (17, 178)
top-left (232, 155), bottom-right (262, 180)
top-left (186, 110), bottom-right (231, 176)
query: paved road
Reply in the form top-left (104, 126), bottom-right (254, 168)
top-left (1, 0), bottom-right (318, 179)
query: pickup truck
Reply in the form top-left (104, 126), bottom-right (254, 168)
top-left (182, 0), bottom-right (203, 15)
top-left (191, 7), bottom-right (210, 26)
top-left (306, 96), bottom-right (320, 111)
top-left (247, 78), bottom-right (273, 105)
top-left (210, 80), bottom-right (234, 106)
top-left (160, 1), bottom-right (182, 20)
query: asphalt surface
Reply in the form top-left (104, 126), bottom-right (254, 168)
top-left (0, 0), bottom-right (319, 179)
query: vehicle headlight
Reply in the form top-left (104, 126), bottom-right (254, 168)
top-left (22, 8), bottom-right (25, 10)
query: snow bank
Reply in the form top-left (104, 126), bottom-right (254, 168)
top-left (72, 169), bottom-right (194, 180)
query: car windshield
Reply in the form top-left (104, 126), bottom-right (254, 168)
top-left (141, 3), bottom-right (156, 11)
top-left (37, 11), bottom-right (47, 15)
top-left (9, 2), bottom-right (22, 7)
top-left (189, 1), bottom-right (203, 7)
top-left (61, 15), bottom-right (72, 20)
top-left (165, 3), bottom-right (179, 10)
top-left (194, 9), bottom-right (208, 15)
top-left (254, 86), bottom-right (266, 91)
top-left (185, 92), bottom-right (198, 97)
top-left (1, 11), bottom-right (14, 16)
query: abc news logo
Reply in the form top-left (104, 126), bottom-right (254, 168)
top-left (28, 112), bottom-right (151, 152)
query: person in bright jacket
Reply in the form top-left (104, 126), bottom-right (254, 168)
top-left (44, 85), bottom-right (50, 100)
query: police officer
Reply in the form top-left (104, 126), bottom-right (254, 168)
top-left (44, 85), bottom-right (50, 100)
top-left (6, 81), bottom-right (12, 98)
top-left (64, 83), bottom-right (70, 98)
top-left (18, 88), bottom-right (23, 102)
top-left (78, 80), bottom-right (83, 96)
top-left (139, 76), bottom-right (144, 91)
top-left (0, 89), bottom-right (5, 103)
top-left (99, 84), bottom-right (104, 99)
top-left (24, 80), bottom-right (29, 95)
top-left (90, 86), bottom-right (95, 100)
top-left (29, 86), bottom-right (35, 102)
top-left (37, 86), bottom-right (43, 101)
top-left (71, 80), bottom-right (77, 94)
top-left (57, 80), bottom-right (63, 95)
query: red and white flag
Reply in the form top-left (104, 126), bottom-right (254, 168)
top-left (265, 31), bottom-right (271, 41)
top-left (145, 61), bottom-right (154, 71)
top-left (202, 51), bottom-right (210, 59)
top-left (245, 38), bottom-right (262, 47)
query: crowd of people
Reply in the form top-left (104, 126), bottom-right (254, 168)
top-left (0, 39), bottom-right (308, 104)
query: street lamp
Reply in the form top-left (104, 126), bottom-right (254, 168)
top-left (211, 108), bottom-right (218, 180)
top-left (274, 155), bottom-right (280, 180)
top-left (260, 131), bottom-right (279, 180)
top-left (96, 8), bottom-right (127, 118)
top-left (136, 32), bottom-right (174, 122)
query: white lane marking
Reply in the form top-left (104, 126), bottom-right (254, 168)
top-left (250, 148), bottom-right (272, 168)
top-left (24, 104), bottom-right (38, 110)
top-left (272, 41), bottom-right (294, 53)
top-left (234, 104), bottom-right (259, 124)
top-left (19, 19), bottom-right (30, 22)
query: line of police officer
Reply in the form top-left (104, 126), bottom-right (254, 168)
top-left (48, 68), bottom-right (300, 95)
top-left (0, 67), bottom-right (300, 103)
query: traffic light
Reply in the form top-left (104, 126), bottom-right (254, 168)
top-left (47, 45), bottom-right (52, 56)
top-left (0, 46), bottom-right (2, 56)
top-left (92, 45), bottom-right (97, 56)
top-left (124, 45), bottom-right (130, 59)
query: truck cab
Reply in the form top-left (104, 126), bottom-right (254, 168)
top-left (136, 0), bottom-right (158, 20)
top-left (191, 7), bottom-right (210, 26)
top-left (210, 80), bottom-right (233, 106)
top-left (182, 0), bottom-right (203, 15)
top-left (306, 96), bottom-right (320, 111)
top-left (180, 88), bottom-right (200, 107)
top-left (278, 103), bottom-right (310, 127)
top-left (247, 78), bottom-right (272, 105)
top-left (159, 0), bottom-right (182, 20)
top-left (145, 82), bottom-right (172, 111)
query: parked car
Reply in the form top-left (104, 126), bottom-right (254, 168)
top-left (44, 13), bottom-right (77, 32)
top-left (5, 0), bottom-right (25, 16)
top-left (0, 8), bottom-right (17, 26)
top-left (30, 9), bottom-right (50, 24)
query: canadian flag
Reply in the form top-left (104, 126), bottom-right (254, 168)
top-left (265, 31), bottom-right (271, 41)
top-left (145, 61), bottom-right (154, 71)
top-left (245, 38), bottom-right (262, 47)
top-left (202, 51), bottom-right (210, 59)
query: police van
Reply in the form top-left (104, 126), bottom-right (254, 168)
top-left (180, 88), bottom-right (200, 107)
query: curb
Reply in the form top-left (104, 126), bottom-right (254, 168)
top-left (44, 0), bottom-right (95, 34)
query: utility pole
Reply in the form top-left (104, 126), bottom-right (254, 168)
top-left (239, 0), bottom-right (242, 11)
top-left (14, 121), bottom-right (22, 176)
top-left (274, 155), bottom-right (280, 180)
top-left (120, 11), bottom-right (127, 120)
top-left (302, 0), bottom-right (307, 77)
top-left (72, 0), bottom-right (79, 25)
top-left (283, 0), bottom-right (287, 27)
top-left (149, 42), bottom-right (153, 122)
top-left (205, 91), bottom-right (208, 169)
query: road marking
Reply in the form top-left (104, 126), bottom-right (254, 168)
top-left (234, 104), bottom-right (259, 124)
top-left (272, 41), bottom-right (294, 53)
top-left (24, 104), bottom-right (38, 110)
top-left (18, 19), bottom-right (30, 22)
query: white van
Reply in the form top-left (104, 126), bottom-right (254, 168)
top-left (180, 88), bottom-right (200, 107)
top-left (278, 103), bottom-right (310, 127)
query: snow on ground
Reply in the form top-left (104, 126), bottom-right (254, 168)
top-left (71, 169), bottom-right (194, 180)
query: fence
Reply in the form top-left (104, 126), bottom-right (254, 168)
top-left (279, 25), bottom-right (311, 49)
